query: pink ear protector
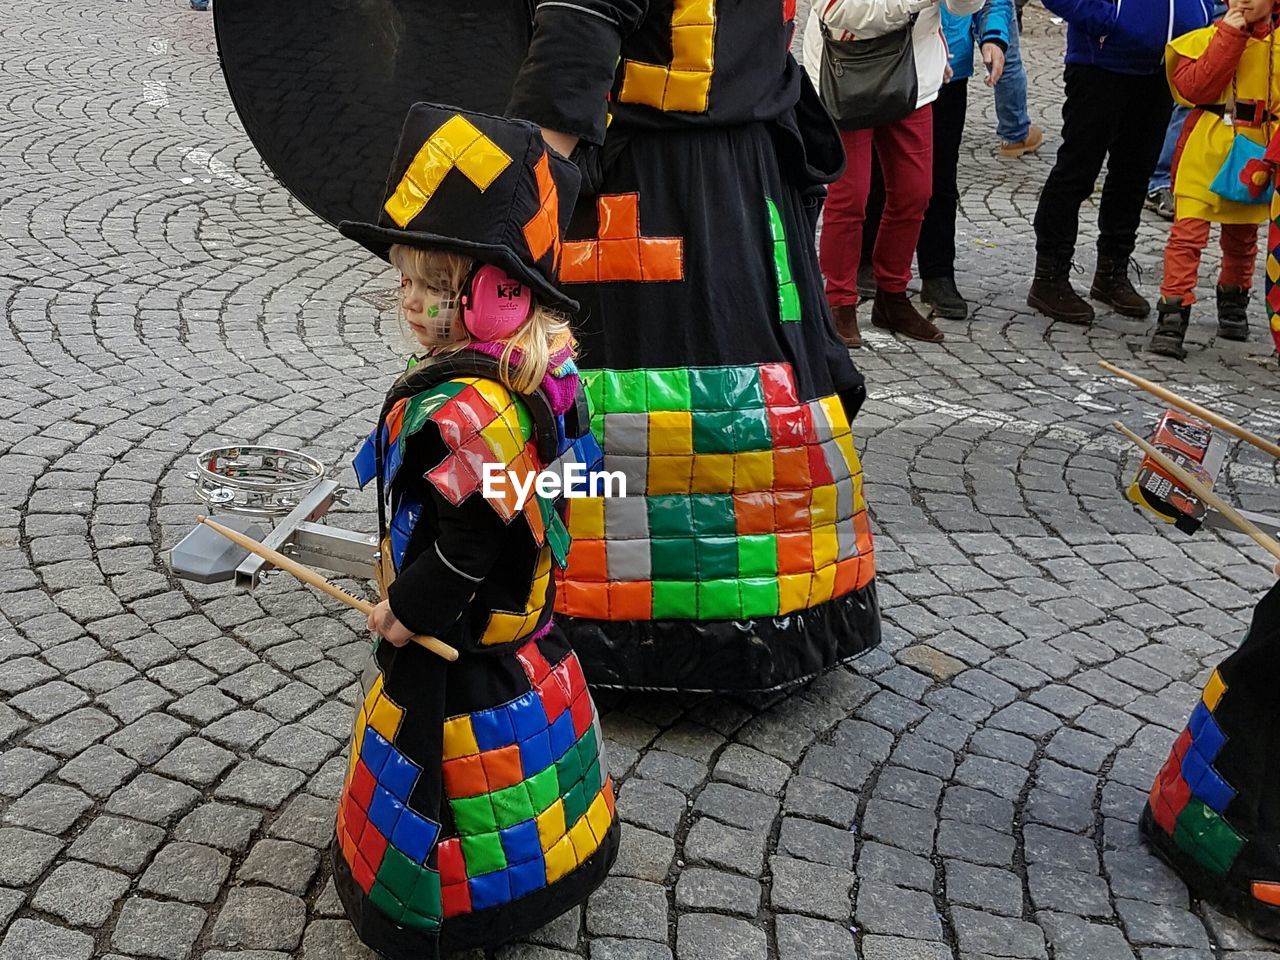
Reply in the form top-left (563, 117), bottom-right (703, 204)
top-left (459, 263), bottom-right (533, 340)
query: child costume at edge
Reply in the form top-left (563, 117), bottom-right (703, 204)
top-left (506, 1), bottom-right (881, 692)
top-left (332, 104), bottom-right (618, 959)
top-left (1149, 1), bottom-right (1280, 360)
top-left (1142, 578), bottom-right (1280, 941)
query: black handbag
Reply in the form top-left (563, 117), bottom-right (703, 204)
top-left (818, 15), bottom-right (919, 130)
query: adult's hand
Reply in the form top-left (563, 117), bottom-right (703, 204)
top-left (368, 599), bottom-right (413, 647)
top-left (981, 42), bottom-right (1006, 86)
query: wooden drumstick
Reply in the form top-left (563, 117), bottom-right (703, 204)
top-left (1112, 422), bottom-right (1280, 564)
top-left (1099, 360), bottom-right (1280, 462)
top-left (197, 516), bottom-right (459, 661)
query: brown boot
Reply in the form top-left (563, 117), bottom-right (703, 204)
top-left (871, 290), bottom-right (944, 343)
top-left (831, 304), bottom-right (862, 348)
top-left (1028, 254), bottom-right (1094, 324)
top-left (1091, 254), bottom-right (1151, 318)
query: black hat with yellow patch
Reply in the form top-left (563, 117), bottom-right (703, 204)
top-left (339, 103), bottom-right (581, 312)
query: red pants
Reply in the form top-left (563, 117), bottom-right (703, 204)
top-left (821, 105), bottom-right (934, 307)
top-left (1160, 216), bottom-right (1259, 305)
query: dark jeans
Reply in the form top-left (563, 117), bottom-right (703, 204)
top-left (1033, 64), bottom-right (1173, 263)
top-left (917, 79), bottom-right (968, 279)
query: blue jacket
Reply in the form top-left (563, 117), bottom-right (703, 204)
top-left (944, 0), bottom-right (1016, 82)
top-left (1041, 0), bottom-right (1213, 74)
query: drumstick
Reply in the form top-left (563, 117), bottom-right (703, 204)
top-left (1112, 422), bottom-right (1280, 564)
top-left (197, 516), bottom-right (459, 661)
top-left (1099, 360), bottom-right (1280, 461)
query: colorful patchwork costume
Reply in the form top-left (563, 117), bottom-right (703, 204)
top-left (213, 0), bottom-right (882, 692)
top-left (508, 0), bottom-right (882, 691)
top-left (331, 108), bottom-right (618, 957)
top-left (1142, 582), bottom-right (1280, 940)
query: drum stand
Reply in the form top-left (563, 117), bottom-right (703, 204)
top-left (169, 445), bottom-right (373, 588)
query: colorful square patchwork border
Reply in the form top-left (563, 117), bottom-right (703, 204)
top-left (556, 362), bottom-right (874, 621)
top-left (337, 640), bottom-right (616, 927)
top-left (1148, 669), bottom-right (1245, 876)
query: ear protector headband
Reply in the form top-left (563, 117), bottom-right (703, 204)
top-left (459, 262), bottom-right (533, 341)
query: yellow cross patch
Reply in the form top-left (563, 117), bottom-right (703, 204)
top-left (384, 115), bottom-right (513, 228)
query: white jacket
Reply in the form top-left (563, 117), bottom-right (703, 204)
top-left (802, 0), bottom-right (985, 112)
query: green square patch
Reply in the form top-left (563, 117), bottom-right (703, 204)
top-left (406, 868), bottom-right (442, 919)
top-left (402, 909), bottom-right (442, 932)
top-left (460, 831), bottom-right (508, 876)
top-left (697, 537), bottom-right (738, 579)
top-left (602, 369), bottom-right (648, 414)
top-left (739, 578), bottom-right (781, 618)
top-left (738, 535), bottom-right (777, 577)
top-left (450, 794), bottom-right (498, 836)
top-left (778, 282), bottom-right (802, 324)
top-left (376, 846), bottom-right (422, 900)
top-left (721, 365), bottom-right (765, 409)
top-left (689, 368), bottom-right (733, 411)
top-left (651, 537), bottom-right (698, 580)
top-left (690, 495), bottom-right (736, 535)
top-left (735, 408), bottom-right (772, 451)
top-left (526, 765), bottom-right (561, 813)
top-left (556, 740), bottom-right (585, 790)
top-left (693, 411), bottom-right (740, 454)
top-left (653, 580), bottom-right (698, 618)
top-left (562, 779), bottom-right (590, 827)
top-left (697, 579), bottom-right (742, 619)
top-left (491, 782), bottom-right (536, 830)
top-left (1174, 798), bottom-right (1244, 875)
top-left (648, 496), bottom-right (694, 537)
top-left (368, 880), bottom-right (407, 922)
top-left (645, 368), bottom-right (692, 411)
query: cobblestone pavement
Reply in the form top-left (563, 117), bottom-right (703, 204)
top-left (5, 3), bottom-right (1280, 960)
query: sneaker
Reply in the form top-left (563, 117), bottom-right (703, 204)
top-left (997, 124), bottom-right (1044, 160)
top-left (191, 0), bottom-right (209, 9)
top-left (1146, 187), bottom-right (1175, 221)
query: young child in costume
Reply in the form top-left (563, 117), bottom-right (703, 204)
top-left (332, 103), bottom-right (618, 959)
top-left (1149, 0), bottom-right (1280, 358)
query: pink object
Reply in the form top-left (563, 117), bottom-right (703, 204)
top-left (461, 264), bottom-right (533, 340)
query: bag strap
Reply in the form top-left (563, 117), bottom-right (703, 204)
top-left (819, 10), bottom-right (917, 42)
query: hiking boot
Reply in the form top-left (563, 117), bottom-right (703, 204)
top-left (1027, 254), bottom-right (1094, 324)
top-left (1217, 285), bottom-right (1251, 341)
top-left (831, 304), bottom-right (862, 349)
top-left (856, 264), bottom-right (877, 300)
top-left (1146, 187), bottom-right (1176, 221)
top-left (997, 124), bottom-right (1045, 159)
top-left (1149, 297), bottom-right (1190, 360)
top-left (871, 291), bottom-right (944, 343)
top-left (1091, 255), bottom-right (1151, 318)
top-left (921, 276), bottom-right (969, 320)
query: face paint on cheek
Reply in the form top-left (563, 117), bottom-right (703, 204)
top-left (420, 292), bottom-right (462, 343)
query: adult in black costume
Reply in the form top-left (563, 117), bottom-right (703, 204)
top-left (213, 0), bottom-right (882, 694)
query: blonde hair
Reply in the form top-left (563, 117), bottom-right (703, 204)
top-left (389, 244), bottom-right (573, 395)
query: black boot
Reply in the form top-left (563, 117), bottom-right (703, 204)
top-left (921, 276), bottom-right (969, 320)
top-left (1090, 254), bottom-right (1151, 318)
top-left (1217, 285), bottom-right (1251, 342)
top-left (1027, 254), bottom-right (1094, 324)
top-left (1149, 296), bottom-right (1190, 360)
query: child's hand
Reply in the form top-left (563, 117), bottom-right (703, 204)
top-left (1223, 0), bottom-right (1248, 30)
top-left (368, 600), bottom-right (414, 647)
top-left (981, 42), bottom-right (1006, 86)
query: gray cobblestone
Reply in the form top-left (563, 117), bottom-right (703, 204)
top-left (31, 861), bottom-right (130, 926)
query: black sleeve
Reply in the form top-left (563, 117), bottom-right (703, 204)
top-left (387, 487), bottom-right (507, 641)
top-left (507, 0), bottom-right (649, 145)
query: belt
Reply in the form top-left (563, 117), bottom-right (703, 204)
top-left (1198, 102), bottom-right (1278, 127)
